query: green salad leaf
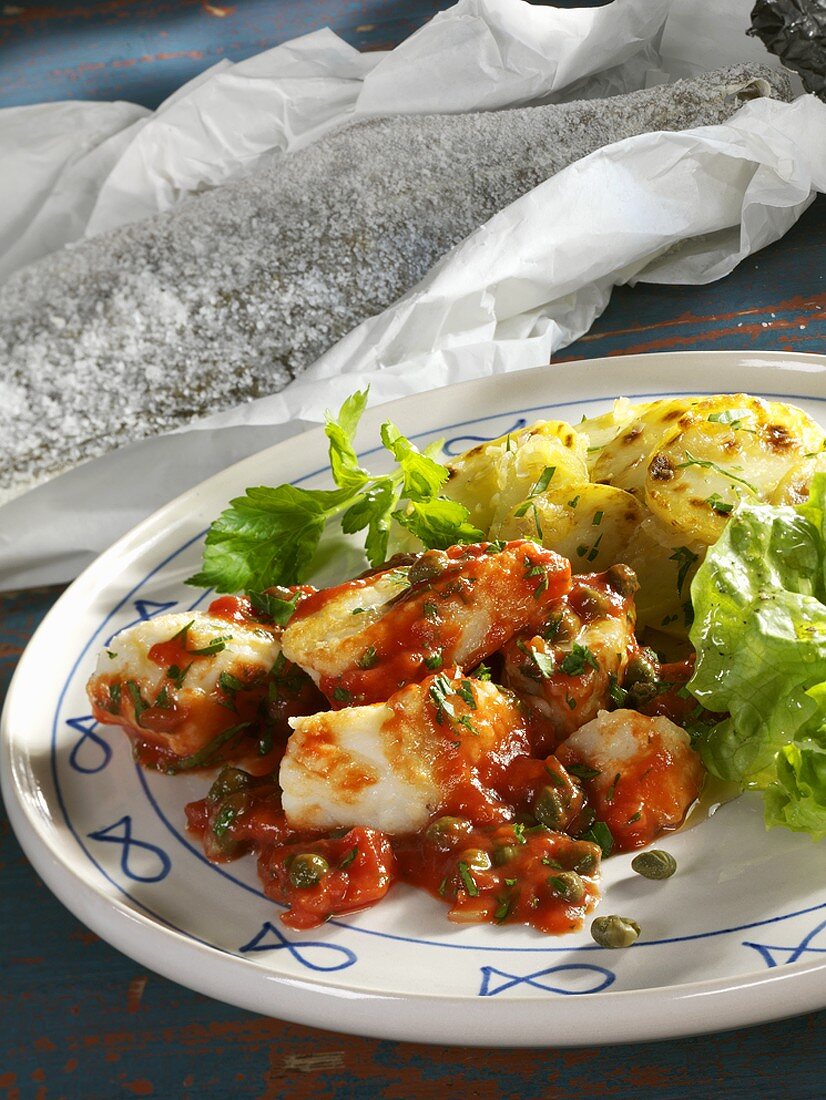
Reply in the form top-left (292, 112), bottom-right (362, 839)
top-left (187, 389), bottom-right (483, 593)
top-left (688, 473), bottom-right (826, 839)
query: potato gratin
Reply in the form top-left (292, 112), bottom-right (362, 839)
top-left (87, 392), bottom-right (826, 933)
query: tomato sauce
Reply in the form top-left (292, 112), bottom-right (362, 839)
top-left (92, 549), bottom-right (711, 935)
top-left (88, 591), bottom-right (327, 775)
top-left (295, 542), bottom-right (572, 708)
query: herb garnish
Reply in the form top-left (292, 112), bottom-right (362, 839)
top-left (560, 644), bottom-right (599, 676)
top-left (675, 451), bottom-right (757, 494)
top-left (166, 722), bottom-right (251, 774)
top-left (457, 861), bottom-right (479, 897)
top-left (187, 389), bottom-right (484, 595)
top-left (670, 546), bottom-right (699, 595)
top-left (513, 466), bottom-right (556, 517)
top-left (339, 846), bottom-right (359, 869)
top-left (357, 645), bottom-right (378, 670)
top-left (567, 763), bottom-right (601, 781)
top-left (580, 820), bottom-right (614, 857)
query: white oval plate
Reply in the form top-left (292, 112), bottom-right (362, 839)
top-left (3, 351), bottom-right (826, 1047)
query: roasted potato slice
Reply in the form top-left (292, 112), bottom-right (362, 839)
top-left (579, 398), bottom-right (642, 474)
top-left (492, 482), bottom-right (644, 573)
top-left (622, 514), bottom-right (705, 638)
top-left (770, 449), bottom-right (826, 506)
top-left (590, 397), bottom-right (701, 497)
top-left (444, 420), bottom-right (588, 531)
top-left (644, 394), bottom-right (826, 544)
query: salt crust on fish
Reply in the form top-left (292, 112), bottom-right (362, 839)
top-left (0, 65), bottom-right (790, 500)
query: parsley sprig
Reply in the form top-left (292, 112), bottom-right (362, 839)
top-left (188, 390), bottom-right (484, 594)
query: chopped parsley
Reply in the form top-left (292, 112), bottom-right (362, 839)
top-left (675, 451), bottom-right (757, 494)
top-left (218, 671), bottom-right (245, 708)
top-left (125, 680), bottom-right (148, 724)
top-left (608, 673), bottom-right (627, 707)
top-left (188, 635), bottom-right (231, 657)
top-left (166, 722), bottom-right (251, 774)
top-left (339, 846), bottom-right (359, 869)
top-left (428, 674), bottom-right (457, 722)
top-left (567, 762), bottom-right (601, 781)
top-left (530, 648), bottom-right (556, 679)
top-left (494, 894), bottom-right (515, 923)
top-left (669, 546), bottom-right (699, 595)
top-left (357, 645), bottom-right (378, 670)
top-left (457, 861), bottom-right (479, 897)
top-left (705, 492), bottom-right (734, 515)
top-left (514, 466), bottom-right (556, 518)
top-left (586, 533), bottom-right (604, 563)
top-left (456, 680), bottom-right (477, 709)
top-left (166, 662), bottom-right (191, 688)
top-left (248, 588), bottom-right (300, 626)
top-left (107, 682), bottom-right (122, 714)
top-left (605, 772), bottom-right (621, 804)
top-left (580, 820), bottom-right (614, 857)
top-left (560, 644), bottom-right (599, 676)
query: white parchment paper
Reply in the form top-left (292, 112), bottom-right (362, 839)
top-left (1, 0), bottom-right (823, 590)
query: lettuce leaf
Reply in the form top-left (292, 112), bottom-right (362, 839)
top-left (688, 473), bottom-right (826, 839)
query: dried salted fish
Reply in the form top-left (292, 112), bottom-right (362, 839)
top-left (0, 64), bottom-right (791, 501)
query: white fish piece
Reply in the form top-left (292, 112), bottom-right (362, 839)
top-left (556, 708), bottom-right (705, 848)
top-left (280, 674), bottom-right (531, 833)
top-left (501, 568), bottom-right (637, 750)
top-left (87, 610), bottom-right (280, 758)
top-left (281, 541), bottom-right (570, 706)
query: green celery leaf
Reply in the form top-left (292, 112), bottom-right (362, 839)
top-left (394, 498), bottom-right (485, 549)
top-left (381, 421), bottom-right (450, 502)
top-left (341, 479), bottom-right (394, 534)
top-left (341, 479), bottom-right (401, 567)
top-left (187, 483), bottom-right (355, 592)
top-left (325, 388), bottom-right (370, 490)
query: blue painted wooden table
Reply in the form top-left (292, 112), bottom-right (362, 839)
top-left (1, 2), bottom-right (825, 1097)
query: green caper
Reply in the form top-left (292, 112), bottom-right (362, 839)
top-left (590, 914), bottom-right (641, 949)
top-left (203, 789), bottom-right (251, 861)
top-left (207, 766), bottom-right (253, 803)
top-left (572, 851), bottom-right (598, 875)
top-left (425, 816), bottom-right (472, 852)
top-left (548, 870), bottom-right (586, 904)
top-left (631, 849), bottom-right (677, 880)
top-left (543, 605), bottom-right (579, 644)
top-left (287, 852), bottom-right (330, 889)
top-left (624, 648), bottom-right (660, 689)
top-left (577, 585), bottom-right (616, 619)
top-left (457, 847), bottom-right (492, 872)
top-left (604, 563), bottom-right (639, 599)
top-left (492, 844), bottom-right (519, 866)
top-left (623, 649), bottom-right (661, 706)
top-left (408, 549), bottom-right (451, 586)
top-left (533, 785), bottom-right (569, 829)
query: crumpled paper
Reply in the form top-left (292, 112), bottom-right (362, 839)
top-left (0, 0), bottom-right (822, 591)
